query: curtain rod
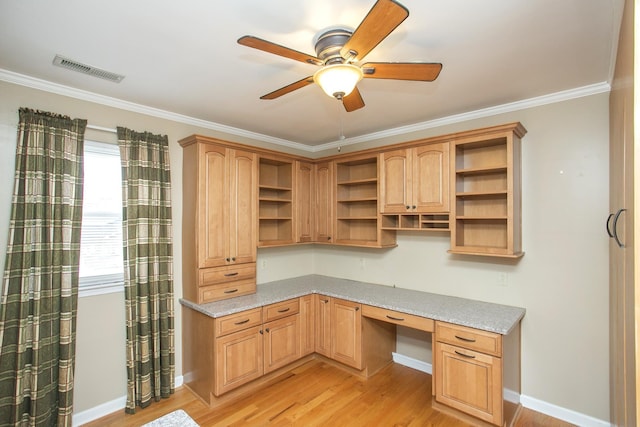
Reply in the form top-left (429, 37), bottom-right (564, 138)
top-left (87, 124), bottom-right (117, 134)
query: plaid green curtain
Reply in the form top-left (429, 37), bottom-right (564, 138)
top-left (0, 108), bottom-right (86, 427)
top-left (117, 127), bottom-right (175, 414)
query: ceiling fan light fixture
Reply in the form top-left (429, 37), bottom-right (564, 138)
top-left (313, 63), bottom-right (363, 99)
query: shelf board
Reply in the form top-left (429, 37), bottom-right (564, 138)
top-left (259, 184), bottom-right (292, 191)
top-left (337, 178), bottom-right (378, 186)
top-left (336, 216), bottom-right (378, 221)
top-left (259, 216), bottom-right (293, 220)
top-left (448, 249), bottom-right (524, 259)
top-left (259, 197), bottom-right (292, 203)
top-left (455, 166), bottom-right (507, 175)
top-left (456, 191), bottom-right (508, 198)
top-left (455, 216), bottom-right (508, 220)
top-left (337, 198), bottom-right (378, 203)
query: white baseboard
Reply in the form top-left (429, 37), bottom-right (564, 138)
top-left (72, 375), bottom-right (184, 427)
top-left (391, 353), bottom-right (610, 427)
top-left (520, 395), bottom-right (610, 427)
top-left (392, 352), bottom-right (432, 374)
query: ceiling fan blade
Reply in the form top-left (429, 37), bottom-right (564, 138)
top-left (362, 62), bottom-right (443, 81)
top-left (340, 0), bottom-right (409, 62)
top-left (343, 87), bottom-right (365, 112)
top-left (260, 76), bottom-right (315, 100)
top-left (238, 36), bottom-right (322, 66)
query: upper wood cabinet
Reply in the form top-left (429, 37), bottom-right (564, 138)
top-left (380, 142), bottom-right (449, 214)
top-left (295, 161), bottom-right (314, 243)
top-left (314, 161), bottom-right (334, 243)
top-left (449, 123), bottom-right (526, 258)
top-left (180, 137), bottom-right (257, 303)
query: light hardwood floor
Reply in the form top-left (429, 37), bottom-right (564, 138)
top-left (83, 360), bottom-right (574, 427)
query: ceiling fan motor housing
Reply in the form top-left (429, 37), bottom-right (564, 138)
top-left (314, 28), bottom-right (353, 65)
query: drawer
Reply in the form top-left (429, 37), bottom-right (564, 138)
top-left (435, 321), bottom-right (502, 357)
top-left (263, 298), bottom-right (299, 322)
top-left (215, 307), bottom-right (262, 337)
top-left (198, 279), bottom-right (256, 304)
top-left (362, 305), bottom-right (434, 332)
top-left (199, 263), bottom-right (256, 287)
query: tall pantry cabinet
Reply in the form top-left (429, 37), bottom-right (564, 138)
top-left (180, 136), bottom-right (258, 304)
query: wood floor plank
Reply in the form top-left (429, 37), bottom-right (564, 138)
top-left (81, 360), bottom-right (575, 427)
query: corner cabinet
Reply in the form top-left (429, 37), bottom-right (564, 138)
top-left (449, 123), bottom-right (526, 258)
top-left (180, 137), bottom-right (257, 304)
top-left (335, 154), bottom-right (396, 248)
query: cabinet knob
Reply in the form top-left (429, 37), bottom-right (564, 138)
top-left (265, 328), bottom-right (270, 333)
top-left (231, 257), bottom-right (236, 262)
top-left (406, 205), bottom-right (410, 210)
top-left (412, 205), bottom-right (417, 210)
top-left (225, 257), bottom-right (230, 262)
top-left (327, 236), bottom-right (331, 241)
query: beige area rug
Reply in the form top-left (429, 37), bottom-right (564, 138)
top-left (141, 409), bottom-right (199, 427)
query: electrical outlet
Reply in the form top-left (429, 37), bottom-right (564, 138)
top-left (261, 259), bottom-right (267, 269)
top-left (497, 272), bottom-right (508, 287)
top-left (359, 258), bottom-right (366, 269)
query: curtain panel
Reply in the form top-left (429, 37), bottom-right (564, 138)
top-left (0, 108), bottom-right (86, 427)
top-left (117, 127), bottom-right (175, 414)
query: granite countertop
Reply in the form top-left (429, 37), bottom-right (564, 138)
top-left (179, 275), bottom-right (525, 335)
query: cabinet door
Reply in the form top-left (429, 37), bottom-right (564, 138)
top-left (296, 161), bottom-right (315, 243)
top-left (380, 149), bottom-right (411, 213)
top-left (199, 144), bottom-right (230, 268)
top-left (214, 326), bottom-right (263, 396)
top-left (434, 341), bottom-right (502, 425)
top-left (230, 149), bottom-right (257, 264)
top-left (331, 298), bottom-right (362, 369)
top-left (315, 295), bottom-right (332, 357)
top-left (413, 142), bottom-right (449, 213)
top-left (264, 315), bottom-right (300, 373)
top-left (299, 295), bottom-right (315, 356)
top-left (314, 161), bottom-right (334, 243)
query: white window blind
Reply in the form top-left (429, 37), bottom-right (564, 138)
top-left (79, 140), bottom-right (124, 296)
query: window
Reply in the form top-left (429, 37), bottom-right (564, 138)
top-left (79, 140), bottom-right (124, 296)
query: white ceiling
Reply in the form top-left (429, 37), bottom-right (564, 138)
top-left (0, 0), bottom-right (624, 150)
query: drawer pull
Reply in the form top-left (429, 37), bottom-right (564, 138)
top-left (454, 350), bottom-right (476, 359)
top-left (277, 307), bottom-right (290, 313)
top-left (224, 272), bottom-right (239, 277)
top-left (224, 288), bottom-right (239, 294)
top-left (320, 299), bottom-right (329, 303)
top-left (234, 319), bottom-right (250, 325)
top-left (386, 315), bottom-right (405, 321)
top-left (454, 334), bottom-right (476, 343)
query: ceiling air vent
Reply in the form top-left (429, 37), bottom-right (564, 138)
top-left (53, 55), bottom-right (125, 83)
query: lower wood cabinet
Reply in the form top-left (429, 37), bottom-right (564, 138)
top-left (316, 295), bottom-right (395, 374)
top-left (182, 296), bottom-right (520, 426)
top-left (263, 299), bottom-right (301, 374)
top-left (214, 325), bottom-right (264, 396)
top-left (330, 297), bottom-right (362, 369)
top-left (434, 321), bottom-right (521, 426)
top-left (299, 294), bottom-right (315, 356)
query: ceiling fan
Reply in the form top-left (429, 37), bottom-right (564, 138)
top-left (238, 0), bottom-right (442, 112)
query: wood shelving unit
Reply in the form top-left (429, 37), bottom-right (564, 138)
top-left (258, 157), bottom-right (294, 246)
top-left (381, 213), bottom-right (450, 231)
top-left (334, 156), bottom-right (395, 247)
top-left (449, 124), bottom-right (526, 257)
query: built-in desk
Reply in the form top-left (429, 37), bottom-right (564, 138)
top-left (180, 275), bottom-right (525, 426)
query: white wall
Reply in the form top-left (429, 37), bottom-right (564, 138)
top-left (0, 80), bottom-right (609, 423)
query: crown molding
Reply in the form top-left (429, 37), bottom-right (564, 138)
top-left (310, 81), bottom-right (611, 152)
top-left (1, 69), bottom-right (609, 154)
